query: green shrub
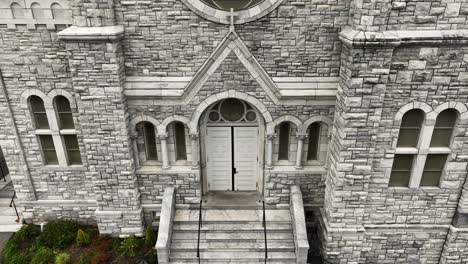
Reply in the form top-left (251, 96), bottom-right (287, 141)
top-left (76, 229), bottom-right (91, 246)
top-left (76, 255), bottom-right (88, 264)
top-left (37, 220), bottom-right (79, 249)
top-left (31, 247), bottom-right (55, 264)
top-left (119, 235), bottom-right (140, 257)
top-left (6, 252), bottom-right (30, 264)
top-left (12, 224), bottom-right (39, 243)
top-left (2, 240), bottom-right (19, 264)
top-left (144, 226), bottom-right (157, 246)
top-left (55, 253), bottom-right (71, 264)
top-left (111, 237), bottom-right (122, 251)
top-left (146, 249), bottom-right (158, 264)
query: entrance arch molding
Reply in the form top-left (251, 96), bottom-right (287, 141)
top-left (189, 90), bottom-right (273, 134)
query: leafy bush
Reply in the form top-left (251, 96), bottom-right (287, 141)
top-left (6, 252), bottom-right (30, 264)
top-left (12, 224), bottom-right (39, 243)
top-left (84, 236), bottom-right (111, 264)
top-left (2, 240), bottom-right (19, 264)
top-left (37, 220), bottom-right (79, 249)
top-left (76, 229), bottom-right (91, 246)
top-left (76, 255), bottom-right (88, 264)
top-left (31, 247), bottom-right (55, 264)
top-left (55, 252), bottom-right (71, 264)
top-left (119, 235), bottom-right (140, 257)
top-left (146, 249), bottom-right (158, 264)
top-left (145, 226), bottom-right (157, 246)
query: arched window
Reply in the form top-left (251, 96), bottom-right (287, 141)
top-left (55, 96), bottom-right (74, 129)
top-left (30, 96), bottom-right (49, 129)
top-left (144, 122), bottom-right (157, 161)
top-left (278, 122), bottom-right (290, 161)
top-left (11, 3), bottom-right (25, 19)
top-left (307, 123), bottom-right (321, 161)
top-left (51, 3), bottom-right (65, 19)
top-left (174, 122), bottom-right (187, 161)
top-left (396, 109), bottom-right (424, 147)
top-left (430, 109), bottom-right (457, 147)
top-left (31, 3), bottom-right (44, 19)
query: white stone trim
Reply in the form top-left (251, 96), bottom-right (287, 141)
top-left (267, 115), bottom-right (303, 135)
top-left (299, 116), bottom-right (333, 134)
top-left (182, 30), bottom-right (281, 105)
top-left (129, 115), bottom-right (161, 134)
top-left (157, 115), bottom-right (192, 135)
top-left (190, 90), bottom-right (272, 134)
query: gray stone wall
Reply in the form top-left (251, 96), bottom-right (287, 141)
top-left (116, 0), bottom-right (348, 77)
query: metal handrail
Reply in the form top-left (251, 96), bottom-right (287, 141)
top-left (0, 165), bottom-right (5, 182)
top-left (197, 200), bottom-right (202, 264)
top-left (9, 191), bottom-right (20, 222)
top-left (262, 200), bottom-right (267, 263)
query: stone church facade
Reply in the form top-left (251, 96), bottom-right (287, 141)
top-left (1, 0), bottom-right (468, 262)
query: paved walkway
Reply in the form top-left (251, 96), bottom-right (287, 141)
top-left (0, 232), bottom-right (12, 261)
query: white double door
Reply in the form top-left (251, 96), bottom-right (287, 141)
top-left (206, 126), bottom-right (258, 191)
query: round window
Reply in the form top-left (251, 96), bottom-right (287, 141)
top-left (245, 111), bottom-right (257, 122)
top-left (208, 111), bottom-right (220, 122)
top-left (220, 98), bottom-right (245, 122)
top-left (180, 0), bottom-right (283, 24)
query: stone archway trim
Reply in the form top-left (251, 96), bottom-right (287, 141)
top-left (189, 90), bottom-right (272, 134)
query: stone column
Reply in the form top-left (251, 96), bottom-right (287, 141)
top-left (130, 133), bottom-right (140, 170)
top-left (58, 26), bottom-right (144, 236)
top-left (295, 134), bottom-right (307, 169)
top-left (158, 133), bottom-right (170, 170)
top-left (266, 134), bottom-right (275, 169)
top-left (190, 133), bottom-right (199, 169)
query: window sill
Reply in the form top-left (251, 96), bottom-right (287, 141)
top-left (137, 165), bottom-right (197, 174)
top-left (386, 186), bottom-right (448, 194)
top-left (267, 165), bottom-right (327, 174)
top-left (395, 148), bottom-right (418, 154)
top-left (40, 165), bottom-right (87, 171)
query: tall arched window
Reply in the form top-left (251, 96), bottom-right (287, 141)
top-left (278, 122), bottom-right (290, 161)
top-left (144, 122), bottom-right (158, 161)
top-left (31, 3), bottom-right (44, 19)
top-left (390, 107), bottom-right (458, 188)
top-left (305, 122), bottom-right (329, 164)
top-left (55, 96), bottom-right (74, 129)
top-left (390, 109), bottom-right (425, 187)
top-left (307, 123), bottom-right (321, 161)
top-left (430, 109), bottom-right (457, 147)
top-left (51, 3), bottom-right (65, 19)
top-left (396, 109), bottom-right (424, 147)
top-left (11, 3), bottom-right (25, 19)
top-left (174, 122), bottom-right (187, 161)
top-left (30, 96), bottom-right (49, 129)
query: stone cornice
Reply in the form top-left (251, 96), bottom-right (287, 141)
top-left (57, 25), bottom-right (124, 41)
top-left (339, 27), bottom-right (468, 47)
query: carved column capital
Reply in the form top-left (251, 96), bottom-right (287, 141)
top-left (157, 133), bottom-right (169, 140)
top-left (296, 134), bottom-right (309, 140)
top-left (266, 133), bottom-right (277, 140)
top-left (189, 133), bottom-right (199, 140)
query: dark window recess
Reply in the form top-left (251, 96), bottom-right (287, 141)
top-left (278, 122), bottom-right (290, 161)
top-left (175, 122), bottom-right (187, 161)
top-left (430, 109), bottom-right (457, 147)
top-left (39, 135), bottom-right (58, 165)
top-left (420, 154), bottom-right (447, 187)
top-left (30, 96), bottom-right (49, 129)
top-left (397, 109), bottom-right (424, 147)
top-left (64, 135), bottom-right (82, 165)
top-left (55, 96), bottom-right (75, 129)
top-left (307, 123), bottom-right (321, 161)
top-left (144, 123), bottom-right (157, 160)
top-left (389, 154), bottom-right (414, 187)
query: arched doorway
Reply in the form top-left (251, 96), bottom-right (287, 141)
top-left (199, 98), bottom-right (265, 194)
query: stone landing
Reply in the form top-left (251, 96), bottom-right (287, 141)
top-left (0, 175), bottom-right (22, 232)
top-left (169, 209), bottom-right (296, 263)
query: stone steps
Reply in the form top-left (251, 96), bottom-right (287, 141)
top-left (169, 209), bottom-right (296, 263)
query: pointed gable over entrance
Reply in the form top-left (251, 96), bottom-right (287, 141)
top-left (182, 29), bottom-right (280, 104)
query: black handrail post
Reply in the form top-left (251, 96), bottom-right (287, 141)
top-left (197, 199), bottom-right (202, 264)
top-left (263, 200), bottom-right (267, 263)
top-left (9, 191), bottom-right (20, 222)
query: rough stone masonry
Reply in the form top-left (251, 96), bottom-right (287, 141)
top-left (1, 0), bottom-right (468, 262)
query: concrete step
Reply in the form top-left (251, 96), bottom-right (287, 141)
top-left (0, 198), bottom-right (12, 206)
top-left (172, 231), bottom-right (294, 241)
top-left (0, 214), bottom-right (20, 225)
top-left (173, 222), bottom-right (292, 232)
top-left (171, 240), bottom-right (295, 252)
top-left (0, 224), bottom-right (22, 232)
top-left (174, 209), bottom-right (291, 223)
top-left (0, 207), bottom-right (18, 217)
top-left (170, 251), bottom-right (296, 262)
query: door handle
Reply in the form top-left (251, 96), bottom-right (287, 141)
top-left (233, 168), bottom-right (237, 174)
